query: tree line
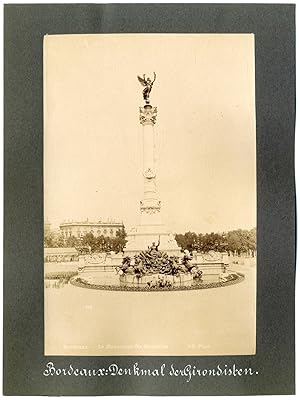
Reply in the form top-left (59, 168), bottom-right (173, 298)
top-left (44, 227), bottom-right (256, 256)
top-left (175, 228), bottom-right (256, 256)
top-left (44, 227), bottom-right (127, 254)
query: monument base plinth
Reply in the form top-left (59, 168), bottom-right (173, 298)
top-left (124, 223), bottom-right (181, 257)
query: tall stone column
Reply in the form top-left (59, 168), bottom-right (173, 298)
top-left (124, 75), bottom-right (181, 256)
top-left (139, 105), bottom-right (161, 225)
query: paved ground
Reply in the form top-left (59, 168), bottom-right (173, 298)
top-left (44, 261), bottom-right (256, 356)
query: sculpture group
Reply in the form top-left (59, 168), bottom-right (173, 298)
top-left (118, 240), bottom-right (203, 282)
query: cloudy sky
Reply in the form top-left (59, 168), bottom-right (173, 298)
top-left (44, 33), bottom-right (256, 234)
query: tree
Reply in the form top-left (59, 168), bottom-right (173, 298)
top-left (227, 230), bottom-right (242, 255)
top-left (246, 227), bottom-right (256, 256)
top-left (44, 232), bottom-right (56, 248)
top-left (81, 233), bottom-right (97, 251)
top-left (112, 227), bottom-right (127, 253)
top-left (56, 234), bottom-right (65, 248)
top-left (65, 235), bottom-right (80, 248)
top-left (175, 232), bottom-right (198, 252)
top-left (175, 234), bottom-right (185, 249)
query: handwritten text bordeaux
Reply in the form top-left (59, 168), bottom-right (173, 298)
top-left (43, 362), bottom-right (258, 383)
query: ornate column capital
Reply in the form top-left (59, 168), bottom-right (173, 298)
top-left (139, 105), bottom-right (158, 125)
top-left (140, 200), bottom-right (161, 215)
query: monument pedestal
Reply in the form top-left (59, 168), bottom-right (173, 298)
top-left (125, 224), bottom-right (181, 257)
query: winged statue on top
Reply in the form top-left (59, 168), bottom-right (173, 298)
top-left (137, 72), bottom-right (156, 104)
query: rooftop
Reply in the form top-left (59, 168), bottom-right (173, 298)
top-left (59, 220), bottom-right (123, 227)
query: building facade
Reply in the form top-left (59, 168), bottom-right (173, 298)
top-left (59, 220), bottom-right (124, 239)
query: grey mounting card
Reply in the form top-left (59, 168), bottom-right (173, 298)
top-left (4, 3), bottom-right (295, 396)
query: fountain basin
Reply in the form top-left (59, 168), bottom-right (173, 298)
top-left (119, 272), bottom-right (192, 288)
top-left (70, 271), bottom-right (244, 291)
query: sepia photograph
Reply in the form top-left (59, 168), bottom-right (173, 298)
top-left (44, 33), bottom-right (256, 356)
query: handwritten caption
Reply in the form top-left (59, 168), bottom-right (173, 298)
top-left (43, 362), bottom-right (259, 383)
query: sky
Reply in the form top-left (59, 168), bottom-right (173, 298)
top-left (44, 33), bottom-right (256, 234)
